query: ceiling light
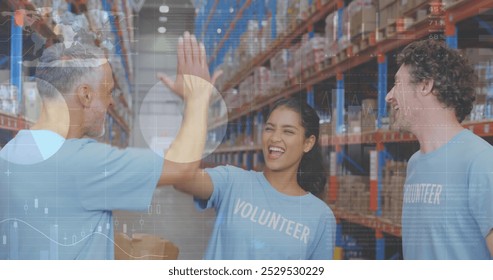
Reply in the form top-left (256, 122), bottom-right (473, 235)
top-left (159, 5), bottom-right (169, 13)
top-left (159, 16), bottom-right (168, 22)
top-left (158, 27), bottom-right (167, 33)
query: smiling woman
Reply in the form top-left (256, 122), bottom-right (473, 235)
top-left (166, 95), bottom-right (336, 260)
top-left (262, 98), bottom-right (327, 198)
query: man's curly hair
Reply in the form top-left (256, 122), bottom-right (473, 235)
top-left (397, 39), bottom-right (477, 122)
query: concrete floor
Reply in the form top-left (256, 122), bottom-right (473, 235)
top-left (114, 187), bottom-right (215, 260)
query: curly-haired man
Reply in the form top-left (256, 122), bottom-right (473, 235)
top-left (386, 39), bottom-right (493, 259)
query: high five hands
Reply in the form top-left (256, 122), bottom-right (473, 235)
top-left (157, 31), bottom-right (222, 100)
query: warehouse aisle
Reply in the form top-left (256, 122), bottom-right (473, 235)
top-left (111, 0), bottom-right (215, 260)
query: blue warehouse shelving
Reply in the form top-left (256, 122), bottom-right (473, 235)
top-left (198, 0), bottom-right (493, 259)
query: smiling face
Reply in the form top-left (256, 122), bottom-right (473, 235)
top-left (262, 106), bottom-right (314, 173)
top-left (385, 64), bottom-right (422, 132)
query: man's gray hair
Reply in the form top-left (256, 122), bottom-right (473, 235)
top-left (36, 43), bottom-right (108, 98)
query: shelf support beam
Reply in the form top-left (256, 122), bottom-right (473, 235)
top-left (377, 54), bottom-right (388, 128)
top-left (11, 11), bottom-right (23, 103)
top-left (269, 0), bottom-right (277, 39)
top-left (328, 146), bottom-right (340, 203)
top-left (376, 230), bottom-right (385, 260)
top-left (336, 73), bottom-right (344, 134)
top-left (307, 85), bottom-right (315, 107)
top-left (445, 11), bottom-right (458, 49)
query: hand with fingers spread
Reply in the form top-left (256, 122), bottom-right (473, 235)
top-left (160, 31), bottom-right (218, 164)
top-left (157, 31), bottom-right (222, 100)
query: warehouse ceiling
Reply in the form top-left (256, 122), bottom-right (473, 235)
top-left (131, 0), bottom-right (196, 146)
top-left (138, 0), bottom-right (195, 36)
top-left (134, 0), bottom-right (195, 97)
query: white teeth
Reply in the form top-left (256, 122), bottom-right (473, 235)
top-left (269, 146), bottom-right (285, 153)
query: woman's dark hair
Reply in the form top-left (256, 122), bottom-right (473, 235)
top-left (267, 97), bottom-right (327, 198)
top-left (397, 39), bottom-right (477, 122)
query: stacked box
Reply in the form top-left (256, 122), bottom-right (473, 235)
top-left (347, 0), bottom-right (377, 39)
top-left (324, 11), bottom-right (340, 58)
top-left (361, 99), bottom-right (378, 132)
top-left (463, 48), bottom-right (493, 120)
top-left (253, 115), bottom-right (264, 146)
top-left (270, 49), bottom-right (291, 90)
top-left (320, 122), bottom-right (333, 136)
top-left (215, 48), bottom-right (237, 91)
top-left (253, 67), bottom-right (271, 98)
top-left (291, 34), bottom-right (325, 78)
top-left (382, 160), bottom-right (407, 224)
top-left (292, 39), bottom-right (306, 78)
top-left (331, 109), bottom-right (351, 135)
top-left (319, 110), bottom-right (333, 136)
top-left (0, 84), bottom-right (19, 115)
top-left (239, 76), bottom-right (255, 104)
top-left (276, 0), bottom-right (291, 36)
top-left (237, 21), bottom-right (262, 67)
top-left (287, 43), bottom-right (302, 80)
top-left (399, 0), bottom-right (414, 13)
top-left (224, 89), bottom-right (241, 112)
top-left (442, 0), bottom-right (465, 8)
top-left (351, 185), bottom-right (370, 215)
top-left (379, 0), bottom-right (395, 8)
top-left (287, 0), bottom-right (310, 28)
top-left (336, 176), bottom-right (370, 215)
top-left (259, 18), bottom-right (272, 54)
top-left (331, 110), bottom-right (339, 135)
top-left (336, 176), bottom-right (359, 210)
top-left (378, 0), bottom-right (400, 28)
top-left (348, 106), bottom-right (362, 134)
top-left (304, 34), bottom-right (326, 69)
top-left (298, 0), bottom-right (311, 22)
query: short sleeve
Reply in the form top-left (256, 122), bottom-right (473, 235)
top-left (309, 208), bottom-right (336, 260)
top-left (194, 165), bottom-right (235, 211)
top-left (70, 141), bottom-right (164, 211)
top-left (468, 151), bottom-right (493, 238)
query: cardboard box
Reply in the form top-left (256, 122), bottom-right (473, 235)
top-left (351, 6), bottom-right (378, 38)
top-left (379, 2), bottom-right (400, 28)
top-left (379, 0), bottom-right (396, 9)
top-left (114, 232), bottom-right (179, 260)
top-left (0, 70), bottom-right (9, 84)
top-left (442, 0), bottom-right (464, 8)
top-left (399, 0), bottom-right (414, 13)
top-left (23, 82), bottom-right (42, 122)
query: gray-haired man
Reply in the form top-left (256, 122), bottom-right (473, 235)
top-left (0, 32), bottom-right (217, 259)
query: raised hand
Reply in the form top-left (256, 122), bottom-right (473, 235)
top-left (157, 31), bottom-right (222, 99)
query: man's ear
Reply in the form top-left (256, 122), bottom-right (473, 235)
top-left (420, 79), bottom-right (434, 96)
top-left (76, 84), bottom-right (93, 107)
top-left (304, 135), bottom-right (316, 153)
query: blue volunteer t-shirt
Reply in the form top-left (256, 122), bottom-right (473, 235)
top-left (0, 130), bottom-right (164, 259)
top-left (402, 129), bottom-right (493, 259)
top-left (194, 165), bottom-right (336, 260)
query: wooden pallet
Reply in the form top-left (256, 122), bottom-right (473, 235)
top-left (377, 22), bottom-right (397, 42)
top-left (351, 32), bottom-right (376, 54)
top-left (333, 45), bottom-right (353, 64)
top-left (302, 63), bottom-right (321, 80)
top-left (321, 56), bottom-right (332, 70)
